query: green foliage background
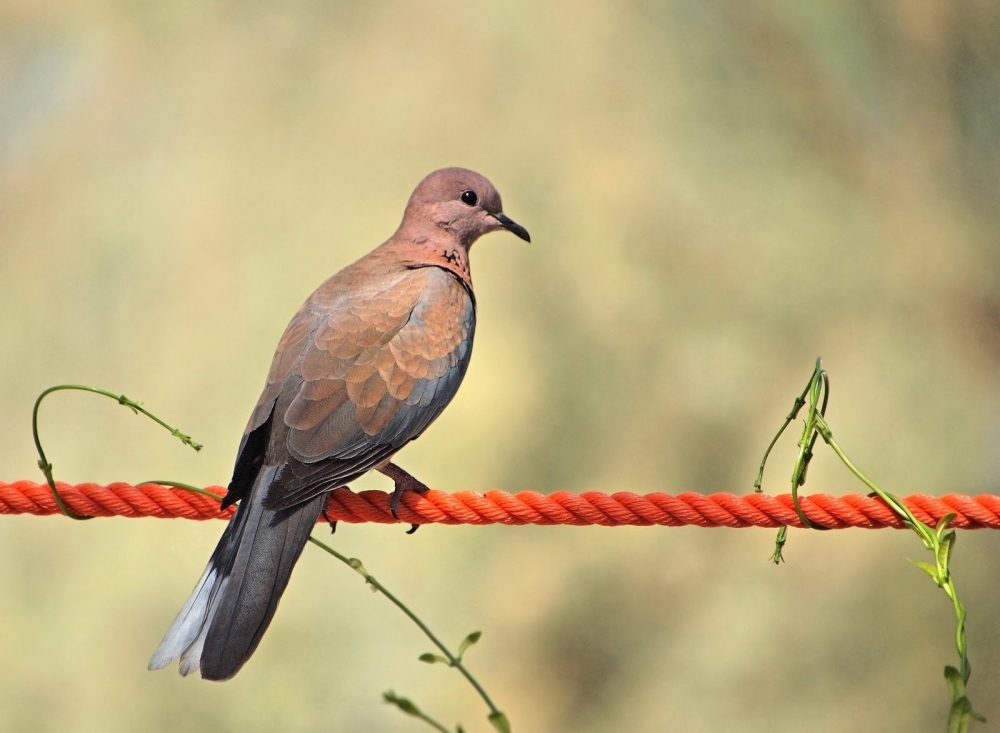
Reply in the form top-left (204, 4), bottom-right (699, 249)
top-left (1, 2), bottom-right (999, 731)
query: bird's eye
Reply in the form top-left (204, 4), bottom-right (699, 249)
top-left (460, 190), bottom-right (478, 206)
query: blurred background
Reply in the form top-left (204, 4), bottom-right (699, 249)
top-left (2, 1), bottom-right (999, 731)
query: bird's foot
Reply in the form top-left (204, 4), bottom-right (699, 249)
top-left (377, 462), bottom-right (430, 525)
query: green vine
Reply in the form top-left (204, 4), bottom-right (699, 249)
top-left (32, 384), bottom-right (201, 519)
top-left (757, 360), bottom-right (985, 731)
top-left (309, 536), bottom-right (511, 733)
top-left (32, 384), bottom-right (508, 732)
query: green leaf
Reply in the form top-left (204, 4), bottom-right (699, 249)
top-left (488, 711), bottom-right (511, 733)
top-left (383, 691), bottom-right (422, 717)
top-left (909, 559), bottom-right (940, 583)
top-left (771, 527), bottom-right (786, 565)
top-left (456, 727), bottom-right (466, 733)
top-left (419, 652), bottom-right (449, 665)
top-left (936, 513), bottom-right (957, 536)
top-left (937, 531), bottom-right (956, 572)
top-left (944, 665), bottom-right (965, 697)
top-left (457, 631), bottom-right (482, 658)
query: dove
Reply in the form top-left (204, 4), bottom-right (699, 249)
top-left (149, 167), bottom-right (529, 680)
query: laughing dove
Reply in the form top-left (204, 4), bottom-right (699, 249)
top-left (149, 167), bottom-right (530, 680)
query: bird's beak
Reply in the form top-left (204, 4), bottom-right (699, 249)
top-left (492, 212), bottom-right (531, 243)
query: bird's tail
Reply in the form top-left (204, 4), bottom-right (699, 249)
top-left (148, 465), bottom-right (327, 681)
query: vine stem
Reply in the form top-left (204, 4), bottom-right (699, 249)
top-left (813, 415), bottom-right (975, 682)
top-left (759, 361), bottom-right (984, 729)
top-left (32, 384), bottom-right (201, 520)
top-left (308, 536), bottom-right (502, 719)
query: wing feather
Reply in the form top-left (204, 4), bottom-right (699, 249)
top-left (232, 266), bottom-right (475, 511)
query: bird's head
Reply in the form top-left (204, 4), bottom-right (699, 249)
top-left (400, 167), bottom-right (530, 248)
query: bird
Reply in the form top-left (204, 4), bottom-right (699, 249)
top-left (148, 167), bottom-right (530, 681)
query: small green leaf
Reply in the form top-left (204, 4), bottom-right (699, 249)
top-left (419, 652), bottom-right (449, 665)
top-left (457, 631), bottom-right (482, 658)
top-left (383, 691), bottom-right (422, 717)
top-left (347, 557), bottom-right (371, 580)
top-left (937, 533), bottom-right (955, 576)
top-left (488, 711), bottom-right (511, 733)
top-left (456, 726), bottom-right (466, 733)
top-left (771, 527), bottom-right (786, 565)
top-left (944, 665), bottom-right (964, 697)
top-left (909, 559), bottom-right (940, 583)
top-left (936, 513), bottom-right (956, 537)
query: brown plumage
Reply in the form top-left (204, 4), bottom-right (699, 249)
top-left (149, 168), bottom-right (529, 681)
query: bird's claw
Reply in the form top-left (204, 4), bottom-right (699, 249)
top-left (321, 509), bottom-right (337, 534)
top-left (388, 485), bottom-right (422, 533)
top-left (381, 462), bottom-right (430, 533)
top-left (389, 486), bottom-right (404, 521)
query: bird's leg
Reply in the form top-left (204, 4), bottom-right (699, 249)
top-left (377, 462), bottom-right (430, 523)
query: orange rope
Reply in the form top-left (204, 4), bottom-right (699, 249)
top-left (1, 480), bottom-right (998, 529)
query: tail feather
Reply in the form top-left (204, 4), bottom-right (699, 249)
top-left (147, 563), bottom-right (217, 671)
top-left (149, 465), bottom-right (327, 680)
top-left (201, 484), bottom-right (326, 680)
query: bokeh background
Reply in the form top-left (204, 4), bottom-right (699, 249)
top-left (2, 2), bottom-right (1000, 731)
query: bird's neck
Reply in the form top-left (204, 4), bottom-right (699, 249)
top-left (383, 232), bottom-right (473, 292)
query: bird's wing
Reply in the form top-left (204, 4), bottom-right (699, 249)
top-left (227, 265), bottom-right (475, 511)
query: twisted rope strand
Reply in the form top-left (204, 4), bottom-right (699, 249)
top-left (1, 481), bottom-right (998, 529)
